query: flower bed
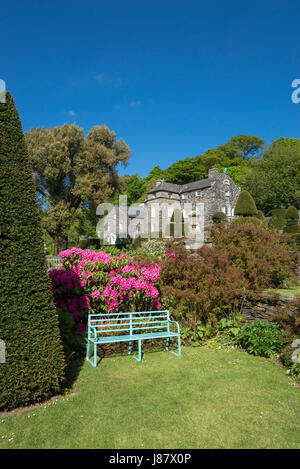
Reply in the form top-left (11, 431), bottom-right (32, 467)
top-left (49, 248), bottom-right (163, 332)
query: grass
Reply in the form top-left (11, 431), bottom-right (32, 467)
top-left (0, 346), bottom-right (299, 449)
top-left (264, 285), bottom-right (300, 298)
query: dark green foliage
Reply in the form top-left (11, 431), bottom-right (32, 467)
top-left (167, 209), bottom-right (187, 237)
top-left (213, 212), bottom-right (228, 224)
top-left (0, 93), bottom-right (65, 410)
top-left (284, 206), bottom-right (299, 234)
top-left (234, 190), bottom-right (258, 217)
top-left (269, 209), bottom-right (287, 231)
top-left (78, 237), bottom-right (102, 250)
top-left (244, 138), bottom-right (300, 212)
top-left (236, 320), bottom-right (285, 357)
top-left (116, 234), bottom-right (133, 249)
top-left (295, 191), bottom-right (300, 209)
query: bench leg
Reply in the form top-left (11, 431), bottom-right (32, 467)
top-left (130, 340), bottom-right (142, 362)
top-left (170, 335), bottom-right (181, 357)
top-left (128, 341), bottom-right (132, 355)
top-left (86, 340), bottom-right (97, 367)
top-left (166, 337), bottom-right (170, 351)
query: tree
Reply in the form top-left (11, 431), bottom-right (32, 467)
top-left (244, 138), bottom-right (300, 212)
top-left (0, 93), bottom-right (65, 410)
top-left (234, 190), bottom-right (258, 217)
top-left (219, 134), bottom-right (264, 160)
top-left (25, 124), bottom-right (130, 252)
top-left (122, 174), bottom-right (146, 205)
top-left (162, 157), bottom-right (207, 184)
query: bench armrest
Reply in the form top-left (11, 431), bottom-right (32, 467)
top-left (88, 326), bottom-right (98, 340)
top-left (169, 320), bottom-right (180, 334)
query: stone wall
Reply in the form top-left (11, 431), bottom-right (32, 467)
top-left (240, 293), bottom-right (300, 335)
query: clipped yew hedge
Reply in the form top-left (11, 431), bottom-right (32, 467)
top-left (0, 93), bottom-right (65, 410)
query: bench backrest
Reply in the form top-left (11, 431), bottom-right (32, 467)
top-left (88, 310), bottom-right (170, 337)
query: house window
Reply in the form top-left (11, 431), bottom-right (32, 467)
top-left (168, 192), bottom-right (172, 199)
top-left (225, 190), bottom-right (230, 197)
top-left (151, 206), bottom-right (156, 217)
top-left (195, 191), bottom-right (201, 196)
top-left (168, 207), bottom-right (173, 218)
top-left (224, 179), bottom-right (230, 185)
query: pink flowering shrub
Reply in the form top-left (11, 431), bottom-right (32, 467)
top-left (49, 248), bottom-right (163, 333)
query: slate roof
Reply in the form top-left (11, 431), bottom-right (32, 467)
top-left (148, 178), bottom-right (212, 195)
top-left (148, 181), bottom-right (181, 194)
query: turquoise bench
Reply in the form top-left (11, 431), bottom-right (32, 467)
top-left (86, 310), bottom-right (181, 367)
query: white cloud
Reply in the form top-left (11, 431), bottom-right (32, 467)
top-left (68, 110), bottom-right (76, 117)
top-left (130, 100), bottom-right (141, 108)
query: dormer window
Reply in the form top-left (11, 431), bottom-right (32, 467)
top-left (181, 194), bottom-right (185, 199)
top-left (195, 191), bottom-right (201, 196)
top-left (224, 179), bottom-right (230, 185)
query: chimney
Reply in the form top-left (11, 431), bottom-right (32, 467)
top-left (156, 178), bottom-right (164, 187)
top-left (208, 168), bottom-right (219, 179)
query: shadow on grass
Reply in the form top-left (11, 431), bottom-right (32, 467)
top-left (65, 335), bottom-right (180, 380)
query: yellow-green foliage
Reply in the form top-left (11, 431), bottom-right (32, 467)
top-left (234, 190), bottom-right (258, 217)
top-left (0, 93), bottom-right (66, 411)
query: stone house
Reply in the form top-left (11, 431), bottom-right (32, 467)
top-left (145, 168), bottom-right (240, 232)
top-left (100, 168), bottom-right (240, 243)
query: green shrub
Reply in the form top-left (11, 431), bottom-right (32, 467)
top-left (234, 190), bottom-right (258, 217)
top-left (213, 212), bottom-right (228, 224)
top-left (283, 233), bottom-right (300, 251)
top-left (256, 210), bottom-right (265, 220)
top-left (140, 238), bottom-right (167, 257)
top-left (215, 316), bottom-right (245, 346)
top-left (0, 93), bottom-right (65, 410)
top-left (237, 320), bottom-right (285, 357)
top-left (269, 209), bottom-right (287, 231)
top-left (57, 310), bottom-right (76, 354)
top-left (116, 234), bottom-right (133, 249)
top-left (284, 206), bottom-right (299, 234)
top-left (231, 216), bottom-right (265, 227)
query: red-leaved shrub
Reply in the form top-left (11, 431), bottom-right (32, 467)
top-left (211, 224), bottom-right (294, 290)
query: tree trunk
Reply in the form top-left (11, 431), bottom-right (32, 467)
top-left (55, 235), bottom-right (68, 254)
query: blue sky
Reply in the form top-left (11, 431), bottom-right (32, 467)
top-left (1, 0), bottom-right (300, 177)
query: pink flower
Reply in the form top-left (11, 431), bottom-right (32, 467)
top-left (91, 290), bottom-right (101, 298)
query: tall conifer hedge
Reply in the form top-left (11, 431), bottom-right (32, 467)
top-left (0, 93), bottom-right (65, 410)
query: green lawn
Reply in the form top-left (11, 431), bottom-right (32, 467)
top-left (265, 285), bottom-right (300, 298)
top-left (1, 346), bottom-right (299, 449)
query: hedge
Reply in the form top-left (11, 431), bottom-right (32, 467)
top-left (0, 93), bottom-right (65, 410)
